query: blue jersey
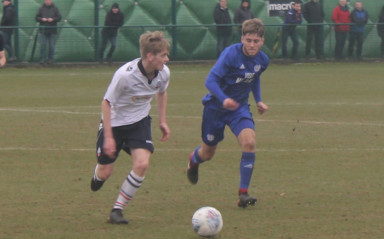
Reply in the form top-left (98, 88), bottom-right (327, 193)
top-left (202, 43), bottom-right (269, 110)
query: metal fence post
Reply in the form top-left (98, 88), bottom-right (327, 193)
top-left (171, 0), bottom-right (177, 60)
top-left (94, 0), bottom-right (99, 61)
top-left (14, 0), bottom-right (19, 59)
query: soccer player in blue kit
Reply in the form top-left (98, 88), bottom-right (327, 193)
top-left (187, 18), bottom-right (269, 208)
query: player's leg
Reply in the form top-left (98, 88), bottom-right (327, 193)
top-left (187, 107), bottom-right (224, 184)
top-left (91, 122), bottom-right (122, 191)
top-left (188, 142), bottom-right (217, 184)
top-left (108, 116), bottom-right (154, 224)
top-left (109, 148), bottom-right (151, 224)
top-left (229, 106), bottom-right (257, 207)
top-left (236, 127), bottom-right (257, 208)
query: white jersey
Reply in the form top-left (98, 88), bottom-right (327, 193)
top-left (103, 58), bottom-right (170, 127)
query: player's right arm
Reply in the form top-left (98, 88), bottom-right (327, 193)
top-left (101, 99), bottom-right (116, 158)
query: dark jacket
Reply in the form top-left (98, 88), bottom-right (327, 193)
top-left (102, 6), bottom-right (124, 37)
top-left (1, 3), bottom-right (16, 34)
top-left (283, 8), bottom-right (302, 30)
top-left (35, 3), bottom-right (62, 35)
top-left (213, 3), bottom-right (232, 36)
top-left (377, 7), bottom-right (384, 37)
top-left (303, 0), bottom-right (324, 24)
top-left (350, 8), bottom-right (368, 34)
top-left (234, 5), bottom-right (254, 25)
top-left (0, 34), bottom-right (3, 51)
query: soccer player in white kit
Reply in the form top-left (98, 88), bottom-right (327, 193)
top-left (90, 31), bottom-right (171, 224)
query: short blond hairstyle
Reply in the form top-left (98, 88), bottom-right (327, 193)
top-left (242, 18), bottom-right (265, 38)
top-left (139, 31), bottom-right (170, 59)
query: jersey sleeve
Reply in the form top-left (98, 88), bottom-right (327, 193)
top-left (251, 77), bottom-right (261, 103)
top-left (104, 72), bottom-right (124, 104)
top-left (205, 49), bottom-right (232, 104)
top-left (159, 66), bottom-right (170, 93)
top-left (251, 53), bottom-right (269, 103)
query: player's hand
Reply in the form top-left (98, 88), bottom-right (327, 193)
top-left (257, 101), bottom-right (268, 115)
top-left (223, 98), bottom-right (239, 111)
top-left (159, 123), bottom-right (170, 141)
top-left (42, 18), bottom-right (48, 22)
top-left (47, 18), bottom-right (54, 22)
top-left (103, 136), bottom-right (116, 158)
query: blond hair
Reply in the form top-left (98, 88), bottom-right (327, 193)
top-left (242, 18), bottom-right (265, 38)
top-left (139, 31), bottom-right (170, 59)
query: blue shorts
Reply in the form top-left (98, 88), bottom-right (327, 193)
top-left (201, 104), bottom-right (254, 146)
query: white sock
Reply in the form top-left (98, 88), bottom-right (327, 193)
top-left (113, 171), bottom-right (145, 210)
top-left (93, 164), bottom-right (103, 181)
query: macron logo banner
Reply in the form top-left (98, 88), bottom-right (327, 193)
top-left (267, 0), bottom-right (295, 17)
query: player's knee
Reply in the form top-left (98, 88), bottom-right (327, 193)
top-left (201, 150), bottom-right (215, 161)
top-left (97, 166), bottom-right (113, 180)
top-left (241, 138), bottom-right (256, 152)
top-left (133, 160), bottom-right (149, 175)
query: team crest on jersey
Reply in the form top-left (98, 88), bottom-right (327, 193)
top-left (155, 80), bottom-right (162, 89)
top-left (127, 66), bottom-right (134, 71)
top-left (254, 64), bottom-right (261, 72)
top-left (206, 134), bottom-right (215, 142)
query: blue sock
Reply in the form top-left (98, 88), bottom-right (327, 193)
top-left (239, 152), bottom-right (255, 191)
top-left (192, 146), bottom-right (204, 164)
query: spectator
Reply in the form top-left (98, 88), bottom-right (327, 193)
top-left (282, 1), bottom-right (302, 61)
top-left (100, 3), bottom-right (124, 63)
top-left (377, 5), bottom-right (384, 58)
top-left (234, 0), bottom-right (254, 40)
top-left (303, 0), bottom-right (325, 59)
top-left (35, 0), bottom-right (61, 65)
top-left (348, 1), bottom-right (368, 60)
top-left (1, 0), bottom-right (16, 62)
top-left (0, 34), bottom-right (6, 67)
top-left (214, 0), bottom-right (232, 57)
top-left (332, 0), bottom-right (350, 60)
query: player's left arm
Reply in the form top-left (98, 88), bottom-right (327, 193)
top-left (251, 77), bottom-right (268, 115)
top-left (156, 91), bottom-right (170, 141)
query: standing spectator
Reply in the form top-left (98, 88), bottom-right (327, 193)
top-left (377, 5), bottom-right (384, 58)
top-left (214, 0), bottom-right (232, 57)
top-left (0, 34), bottom-right (6, 67)
top-left (1, 0), bottom-right (16, 62)
top-left (234, 0), bottom-right (254, 40)
top-left (100, 3), bottom-right (124, 63)
top-left (348, 1), bottom-right (368, 60)
top-left (332, 0), bottom-right (350, 60)
top-left (303, 0), bottom-right (325, 59)
top-left (282, 1), bottom-right (302, 61)
top-left (35, 0), bottom-right (61, 65)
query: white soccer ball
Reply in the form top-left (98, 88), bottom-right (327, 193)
top-left (192, 206), bottom-right (223, 237)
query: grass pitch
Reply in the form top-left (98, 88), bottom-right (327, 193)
top-left (0, 62), bottom-right (383, 239)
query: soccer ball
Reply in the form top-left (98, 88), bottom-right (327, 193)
top-left (192, 206), bottom-right (223, 237)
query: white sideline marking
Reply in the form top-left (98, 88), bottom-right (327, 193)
top-left (0, 147), bottom-right (383, 153)
top-left (0, 107), bottom-right (383, 127)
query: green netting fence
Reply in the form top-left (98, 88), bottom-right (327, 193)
top-left (0, 0), bottom-right (384, 62)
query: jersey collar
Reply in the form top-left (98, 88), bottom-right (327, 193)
top-left (138, 59), bottom-right (159, 84)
